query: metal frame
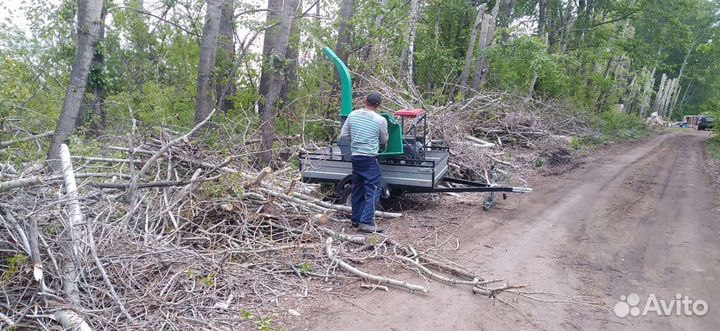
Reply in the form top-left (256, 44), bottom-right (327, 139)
top-left (299, 149), bottom-right (531, 195)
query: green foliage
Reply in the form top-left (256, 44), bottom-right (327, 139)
top-left (579, 110), bottom-right (651, 147)
top-left (1, 0), bottom-right (719, 164)
top-left (709, 135), bottom-right (720, 160)
top-left (3, 254), bottom-right (28, 283)
top-left (296, 262), bottom-right (314, 274)
top-left (199, 172), bottom-right (245, 199)
top-left (488, 36), bottom-right (571, 98)
top-left (256, 317), bottom-right (279, 331)
top-left (240, 309), bottom-right (254, 320)
top-left (237, 309), bottom-right (281, 331)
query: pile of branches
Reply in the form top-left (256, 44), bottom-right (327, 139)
top-left (0, 118), bottom-right (530, 330)
top-left (357, 70), bottom-right (592, 183)
top-left (430, 94), bottom-right (593, 180)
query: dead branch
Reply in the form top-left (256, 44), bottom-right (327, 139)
top-left (244, 166), bottom-right (272, 189)
top-left (395, 255), bottom-right (480, 286)
top-left (325, 237), bottom-right (428, 293)
top-left (55, 144), bottom-right (92, 330)
top-left (0, 131), bottom-right (53, 148)
top-left (59, 144), bottom-right (84, 306)
top-left (53, 310), bottom-right (92, 331)
top-left (138, 108), bottom-right (216, 178)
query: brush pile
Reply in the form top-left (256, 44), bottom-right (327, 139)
top-left (431, 94), bottom-right (593, 180)
top-left (0, 116), bottom-right (528, 330)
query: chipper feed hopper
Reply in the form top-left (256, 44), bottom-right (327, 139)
top-left (300, 47), bottom-right (532, 210)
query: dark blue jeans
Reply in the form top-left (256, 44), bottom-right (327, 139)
top-left (351, 155), bottom-right (382, 225)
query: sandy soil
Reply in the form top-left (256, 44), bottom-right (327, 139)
top-left (288, 131), bottom-right (719, 331)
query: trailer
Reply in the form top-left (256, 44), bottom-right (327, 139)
top-left (300, 47), bottom-right (531, 210)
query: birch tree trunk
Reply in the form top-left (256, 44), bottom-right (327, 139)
top-left (639, 68), bottom-right (656, 117)
top-left (664, 78), bottom-right (677, 117)
top-left (623, 74), bottom-right (637, 113)
top-left (653, 73), bottom-right (667, 115)
top-left (59, 144), bottom-right (84, 306)
top-left (560, 0), bottom-right (574, 53)
top-left (676, 80), bottom-right (693, 116)
top-left (47, 0), bottom-right (104, 168)
top-left (668, 80), bottom-right (682, 120)
top-left (77, 1), bottom-right (108, 133)
top-left (258, 0), bottom-right (299, 166)
top-left (404, 0), bottom-right (420, 87)
top-left (55, 144), bottom-right (92, 331)
top-left (194, 0), bottom-right (223, 125)
top-left (459, 4), bottom-right (487, 89)
top-left (281, 0), bottom-right (303, 107)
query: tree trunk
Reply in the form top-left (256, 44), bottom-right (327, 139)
top-left (459, 4), bottom-right (487, 89)
top-left (653, 73), bottom-right (667, 115)
top-left (216, 0), bottom-right (236, 113)
top-left (194, 0), bottom-right (223, 125)
top-left (547, 2), bottom-right (559, 49)
top-left (668, 79), bottom-right (682, 119)
top-left (676, 80), bottom-right (693, 116)
top-left (334, 0), bottom-right (355, 92)
top-left (359, 0), bottom-right (389, 88)
top-left (47, 0), bottom-right (104, 168)
top-left (336, 0), bottom-right (355, 66)
top-left (498, 0), bottom-right (516, 28)
top-left (527, 72), bottom-right (538, 99)
top-left (77, 1), bottom-right (108, 133)
top-left (559, 0), bottom-right (574, 53)
top-left (281, 0), bottom-right (303, 107)
top-left (623, 74), bottom-right (637, 113)
top-left (663, 79), bottom-right (678, 119)
top-left (538, 0), bottom-right (547, 38)
top-left (470, 0), bottom-right (501, 90)
top-left (258, 0), bottom-right (299, 166)
top-left (639, 68), bottom-right (655, 117)
top-left (426, 7), bottom-right (441, 92)
top-left (405, 0), bottom-right (420, 87)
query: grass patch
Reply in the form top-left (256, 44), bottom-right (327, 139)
top-left (709, 134), bottom-right (720, 159)
top-left (570, 111), bottom-right (651, 149)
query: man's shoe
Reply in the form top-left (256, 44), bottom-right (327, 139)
top-left (351, 221), bottom-right (359, 228)
top-left (357, 223), bottom-right (384, 233)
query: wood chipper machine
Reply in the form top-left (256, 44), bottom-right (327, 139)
top-left (299, 47), bottom-right (532, 210)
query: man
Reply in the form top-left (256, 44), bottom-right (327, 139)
top-left (339, 92), bottom-right (388, 233)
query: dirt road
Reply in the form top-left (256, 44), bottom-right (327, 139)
top-left (301, 131), bottom-right (719, 331)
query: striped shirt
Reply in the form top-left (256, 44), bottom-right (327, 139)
top-left (339, 108), bottom-right (389, 156)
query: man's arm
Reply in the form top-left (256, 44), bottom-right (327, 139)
top-left (339, 118), bottom-right (351, 140)
top-left (378, 116), bottom-right (389, 145)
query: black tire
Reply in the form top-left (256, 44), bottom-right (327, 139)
top-left (389, 188), bottom-right (404, 197)
top-left (338, 185), bottom-right (353, 207)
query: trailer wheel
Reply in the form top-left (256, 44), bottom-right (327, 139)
top-left (338, 186), bottom-right (353, 207)
top-left (482, 194), bottom-right (496, 211)
top-left (338, 185), bottom-right (392, 208)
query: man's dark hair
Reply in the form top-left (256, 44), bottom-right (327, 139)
top-left (366, 92), bottom-right (382, 106)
